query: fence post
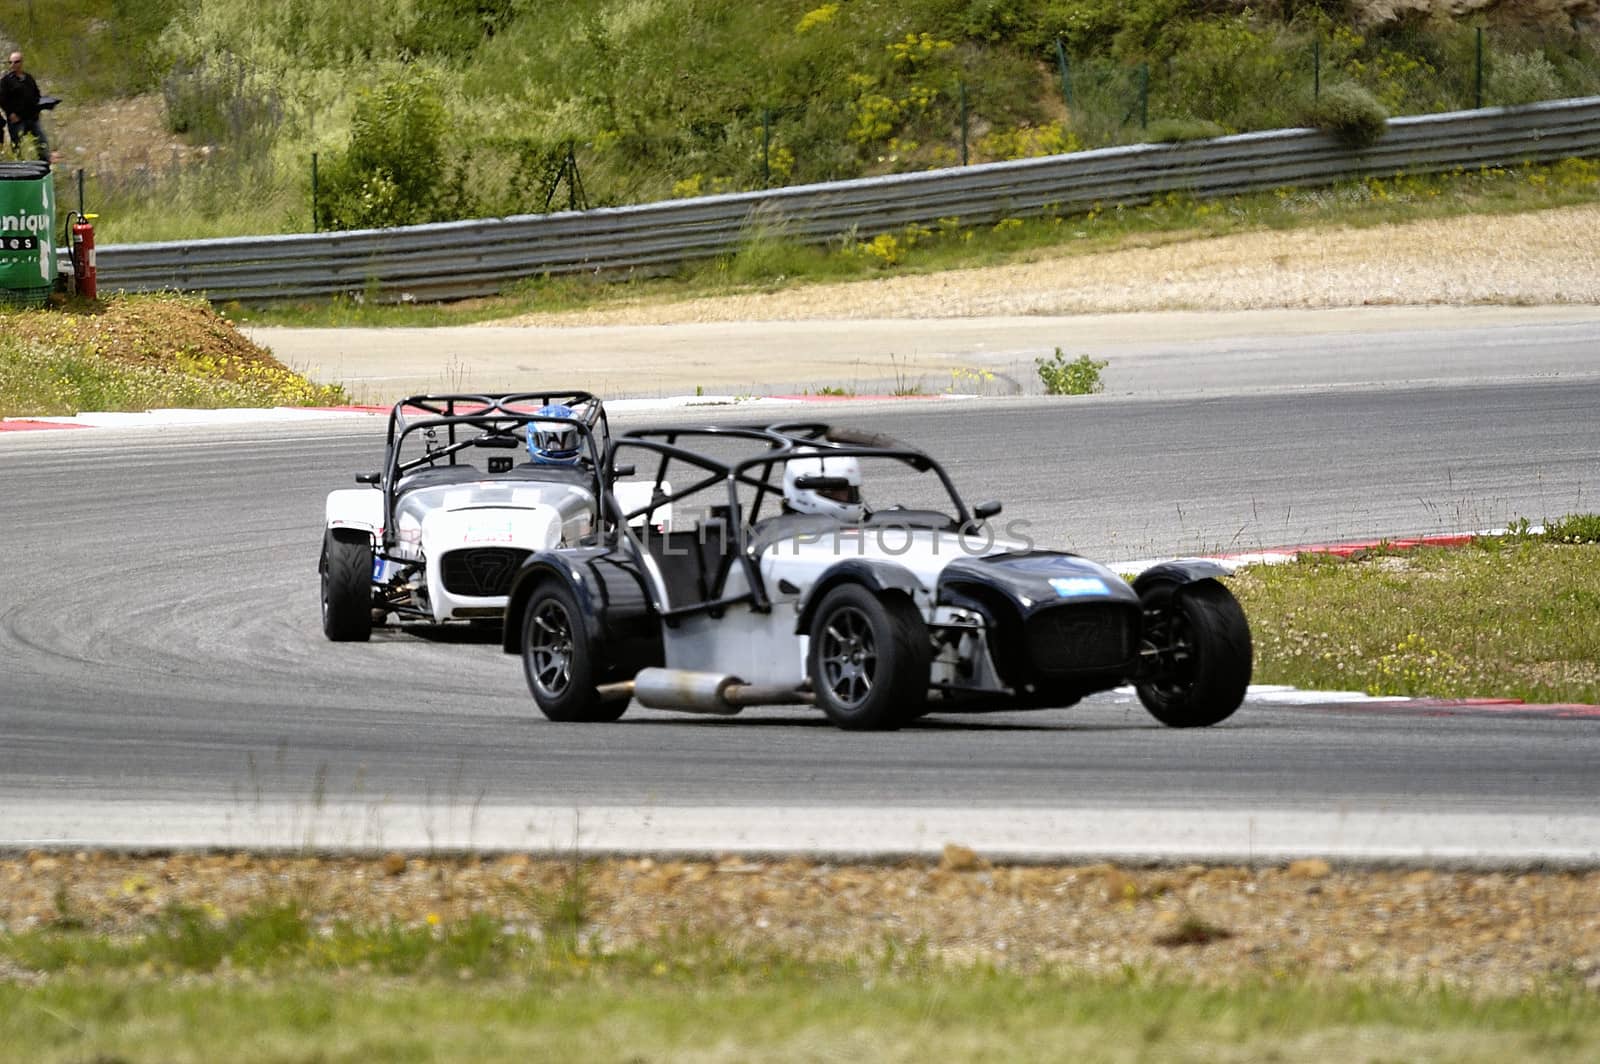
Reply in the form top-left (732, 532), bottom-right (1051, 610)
top-left (1314, 35), bottom-right (1321, 101)
top-left (1138, 63), bottom-right (1149, 129)
top-left (76, 168), bottom-right (85, 216)
top-left (959, 80), bottom-right (969, 165)
top-left (311, 152), bottom-right (320, 233)
top-left (1475, 26), bottom-right (1485, 108)
top-left (761, 107), bottom-right (771, 188)
top-left (1055, 38), bottom-right (1073, 106)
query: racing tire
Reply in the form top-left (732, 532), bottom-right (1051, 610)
top-left (321, 528), bottom-right (374, 643)
top-left (808, 584), bottom-right (930, 730)
top-left (521, 582), bottom-right (628, 723)
top-left (1135, 578), bottom-right (1252, 728)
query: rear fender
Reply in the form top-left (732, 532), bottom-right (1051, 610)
top-left (794, 559), bottom-right (923, 634)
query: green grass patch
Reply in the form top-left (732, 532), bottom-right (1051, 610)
top-left (1231, 529), bottom-right (1600, 703)
top-left (233, 157), bottom-right (1600, 326)
top-left (2, 901), bottom-right (1598, 1062)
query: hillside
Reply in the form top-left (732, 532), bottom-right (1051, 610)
top-left (4, 1), bottom-right (1599, 244)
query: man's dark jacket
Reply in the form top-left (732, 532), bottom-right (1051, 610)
top-left (0, 69), bottom-right (42, 122)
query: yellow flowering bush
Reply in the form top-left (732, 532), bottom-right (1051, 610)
top-left (795, 4), bottom-right (838, 34)
top-left (977, 123), bottom-right (1082, 161)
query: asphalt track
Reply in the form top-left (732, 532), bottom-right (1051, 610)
top-left (3, 319), bottom-right (1600, 863)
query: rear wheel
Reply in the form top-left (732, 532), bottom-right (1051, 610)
top-left (1135, 579), bottom-right (1252, 728)
top-left (521, 583), bottom-right (628, 723)
top-left (321, 528), bottom-right (374, 642)
top-left (808, 584), bottom-right (929, 730)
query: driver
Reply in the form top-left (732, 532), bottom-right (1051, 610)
top-left (781, 452), bottom-right (866, 524)
top-left (526, 404), bottom-right (584, 466)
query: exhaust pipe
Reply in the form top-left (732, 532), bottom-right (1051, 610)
top-left (614, 668), bottom-right (813, 715)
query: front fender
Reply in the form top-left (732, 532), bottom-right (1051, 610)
top-left (1133, 560), bottom-right (1233, 599)
top-left (501, 550), bottom-right (663, 685)
top-left (502, 549), bottom-right (609, 654)
top-left (325, 488), bottom-right (383, 536)
top-left (794, 559), bottom-right (924, 634)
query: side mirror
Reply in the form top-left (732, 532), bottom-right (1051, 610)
top-left (355, 472), bottom-right (381, 485)
top-left (973, 500), bottom-right (1002, 521)
top-left (613, 463), bottom-right (636, 478)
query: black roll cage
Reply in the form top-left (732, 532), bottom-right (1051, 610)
top-left (377, 390), bottom-right (610, 549)
top-left (602, 422), bottom-right (974, 617)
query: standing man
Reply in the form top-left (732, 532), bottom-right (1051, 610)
top-left (1, 51), bottom-right (51, 161)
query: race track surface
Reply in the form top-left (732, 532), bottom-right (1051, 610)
top-left (4, 328), bottom-right (1599, 861)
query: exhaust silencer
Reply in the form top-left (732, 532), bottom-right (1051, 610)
top-left (629, 668), bottom-right (812, 715)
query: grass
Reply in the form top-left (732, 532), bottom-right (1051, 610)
top-left (1230, 524), bottom-right (1600, 703)
top-left (230, 156), bottom-right (1600, 326)
top-left (2, 900), bottom-right (1597, 1063)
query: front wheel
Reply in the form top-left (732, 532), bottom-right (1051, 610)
top-left (1135, 578), bottom-right (1252, 728)
top-left (808, 584), bottom-right (930, 730)
top-left (321, 528), bottom-right (374, 642)
top-left (521, 583), bottom-right (627, 723)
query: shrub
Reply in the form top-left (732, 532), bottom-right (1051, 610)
top-left (1487, 50), bottom-right (1563, 107)
top-left (1035, 348), bottom-right (1107, 394)
top-left (318, 70), bottom-right (460, 230)
top-left (1299, 81), bottom-right (1389, 148)
top-left (1146, 118), bottom-right (1226, 142)
top-left (1161, 17), bottom-right (1293, 129)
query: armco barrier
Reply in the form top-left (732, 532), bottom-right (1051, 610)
top-left (95, 97), bottom-right (1600, 305)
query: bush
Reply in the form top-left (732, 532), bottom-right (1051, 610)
top-left (1035, 348), bottom-right (1107, 394)
top-left (318, 71), bottom-right (462, 230)
top-left (1487, 50), bottom-right (1564, 107)
top-left (1299, 81), bottom-right (1389, 148)
top-left (1146, 117), bottom-right (1226, 142)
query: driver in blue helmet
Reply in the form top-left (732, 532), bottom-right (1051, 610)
top-left (527, 404), bottom-right (583, 465)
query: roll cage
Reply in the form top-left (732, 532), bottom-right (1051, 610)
top-left (369, 391), bottom-right (611, 548)
top-left (601, 422), bottom-right (977, 619)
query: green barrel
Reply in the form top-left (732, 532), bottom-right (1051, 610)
top-left (0, 161), bottom-right (57, 309)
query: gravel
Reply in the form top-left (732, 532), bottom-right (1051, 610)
top-left (7, 850), bottom-right (1600, 994)
top-left (507, 206), bottom-right (1600, 327)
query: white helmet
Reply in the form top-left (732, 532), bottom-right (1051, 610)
top-left (782, 451), bottom-right (865, 523)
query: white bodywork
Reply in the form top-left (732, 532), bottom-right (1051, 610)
top-left (326, 476), bottom-right (666, 624)
top-left (654, 523), bottom-right (1033, 689)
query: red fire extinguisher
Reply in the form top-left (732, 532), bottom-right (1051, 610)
top-left (64, 212), bottom-right (98, 300)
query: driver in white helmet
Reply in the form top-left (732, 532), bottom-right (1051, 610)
top-left (781, 451), bottom-right (866, 524)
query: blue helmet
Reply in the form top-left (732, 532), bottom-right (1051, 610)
top-left (527, 404), bottom-right (581, 465)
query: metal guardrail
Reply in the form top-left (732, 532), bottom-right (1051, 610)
top-left (96, 97), bottom-right (1600, 305)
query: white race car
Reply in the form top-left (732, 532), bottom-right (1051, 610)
top-left (500, 422), bottom-right (1253, 730)
top-left (320, 391), bottom-right (626, 641)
